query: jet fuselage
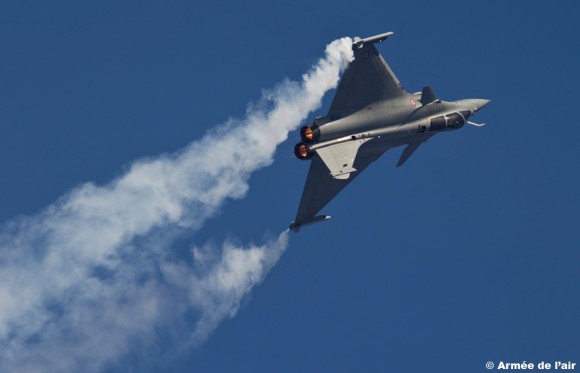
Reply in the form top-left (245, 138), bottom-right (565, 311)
top-left (298, 95), bottom-right (489, 157)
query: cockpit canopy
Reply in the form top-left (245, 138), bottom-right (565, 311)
top-left (430, 111), bottom-right (471, 131)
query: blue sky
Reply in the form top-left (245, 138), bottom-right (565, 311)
top-left (1, 1), bottom-right (579, 372)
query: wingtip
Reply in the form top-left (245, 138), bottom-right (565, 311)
top-left (352, 32), bottom-right (394, 48)
top-left (288, 221), bottom-right (300, 233)
top-left (289, 215), bottom-right (331, 233)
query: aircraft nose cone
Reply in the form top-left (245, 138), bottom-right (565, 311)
top-left (473, 99), bottom-right (491, 112)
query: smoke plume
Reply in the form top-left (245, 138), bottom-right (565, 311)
top-left (0, 38), bottom-right (353, 372)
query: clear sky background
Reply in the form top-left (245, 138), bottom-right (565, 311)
top-left (1, 1), bottom-right (579, 372)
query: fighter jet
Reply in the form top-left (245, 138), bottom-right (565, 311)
top-left (289, 32), bottom-right (490, 232)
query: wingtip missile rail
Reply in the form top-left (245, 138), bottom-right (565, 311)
top-left (352, 31), bottom-right (394, 48)
top-left (289, 215), bottom-right (331, 233)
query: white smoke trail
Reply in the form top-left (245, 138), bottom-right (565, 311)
top-left (0, 38), bottom-right (353, 372)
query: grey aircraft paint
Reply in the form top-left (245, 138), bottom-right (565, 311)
top-left (290, 32), bottom-right (490, 232)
